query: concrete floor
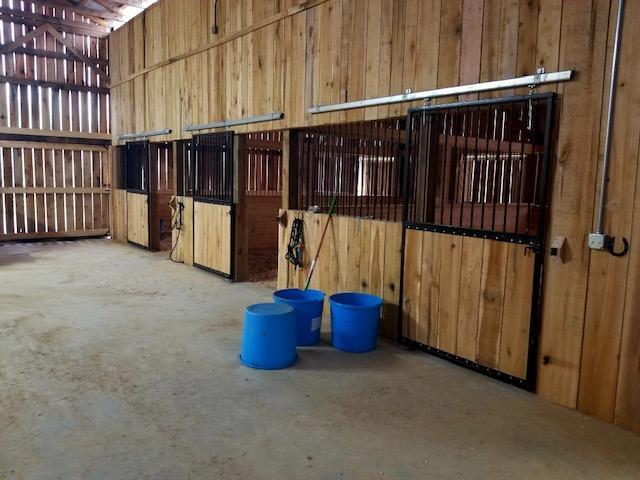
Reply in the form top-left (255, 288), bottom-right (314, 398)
top-left (1, 239), bottom-right (639, 480)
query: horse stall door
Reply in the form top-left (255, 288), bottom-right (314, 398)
top-left (192, 132), bottom-right (235, 278)
top-left (400, 94), bottom-right (554, 389)
top-left (148, 142), bottom-right (174, 251)
top-left (125, 141), bottom-right (150, 249)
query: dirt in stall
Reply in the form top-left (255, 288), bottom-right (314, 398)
top-left (248, 248), bottom-right (278, 290)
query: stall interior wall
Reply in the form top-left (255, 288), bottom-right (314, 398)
top-left (0, 1), bottom-right (110, 241)
top-left (109, 0), bottom-right (640, 434)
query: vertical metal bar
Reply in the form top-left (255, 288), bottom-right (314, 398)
top-left (503, 101), bottom-right (515, 232)
top-left (402, 111), bottom-right (414, 224)
top-left (459, 106), bottom-right (470, 227)
top-left (439, 111), bottom-right (448, 225)
top-left (449, 109), bottom-right (458, 226)
top-left (419, 111), bottom-right (429, 224)
top-left (490, 107), bottom-right (501, 231)
top-left (526, 98), bottom-right (539, 236)
top-left (514, 100), bottom-right (526, 235)
top-left (480, 105), bottom-right (492, 230)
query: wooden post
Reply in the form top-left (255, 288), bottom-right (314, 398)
top-left (234, 134), bottom-right (248, 282)
top-left (281, 130), bottom-right (290, 210)
top-left (148, 143), bottom-right (159, 251)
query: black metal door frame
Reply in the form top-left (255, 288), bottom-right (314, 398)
top-left (125, 140), bottom-right (151, 250)
top-left (397, 93), bottom-right (555, 390)
top-left (191, 131), bottom-right (235, 280)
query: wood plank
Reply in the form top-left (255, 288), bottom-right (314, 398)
top-left (0, 127), bottom-right (111, 141)
top-left (0, 76), bottom-right (110, 95)
top-left (498, 243), bottom-right (535, 379)
top-left (418, 230), bottom-right (440, 346)
top-left (344, 0), bottom-right (366, 122)
top-left (578, 0), bottom-right (640, 422)
top-left (358, 218), bottom-right (372, 292)
top-left (437, 234), bottom-right (462, 353)
top-left (0, 228), bottom-right (108, 241)
top-left (476, 239), bottom-right (508, 369)
top-left (110, 0), bottom-right (328, 89)
top-left (401, 228), bottom-right (423, 340)
top-left (126, 191), bottom-right (148, 247)
top-left (2, 148), bottom-right (15, 234)
top-left (344, 215), bottom-right (362, 291)
top-left (455, 235), bottom-right (484, 361)
top-left (536, 0), bottom-right (610, 409)
top-left (381, 220), bottom-right (402, 339)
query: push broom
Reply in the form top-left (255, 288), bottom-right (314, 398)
top-left (304, 196), bottom-right (338, 291)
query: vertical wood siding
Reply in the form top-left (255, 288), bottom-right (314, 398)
top-left (109, 0), bottom-right (640, 435)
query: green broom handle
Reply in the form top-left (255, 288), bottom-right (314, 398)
top-left (304, 196), bottom-right (338, 291)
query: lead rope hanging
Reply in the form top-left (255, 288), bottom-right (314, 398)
top-left (285, 217), bottom-right (305, 270)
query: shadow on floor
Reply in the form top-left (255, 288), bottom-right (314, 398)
top-left (0, 252), bottom-right (36, 266)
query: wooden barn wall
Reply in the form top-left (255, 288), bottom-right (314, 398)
top-left (277, 210), bottom-right (402, 339)
top-left (109, 0), bottom-right (640, 434)
top-left (0, 1), bottom-right (111, 241)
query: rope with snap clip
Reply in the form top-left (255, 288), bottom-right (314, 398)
top-left (285, 215), bottom-right (305, 270)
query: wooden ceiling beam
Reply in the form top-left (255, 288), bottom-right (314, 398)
top-left (44, 24), bottom-right (110, 83)
top-left (109, 0), bottom-right (147, 7)
top-left (12, 46), bottom-right (109, 67)
top-left (0, 75), bottom-right (110, 95)
top-left (0, 9), bottom-right (110, 37)
top-left (0, 23), bottom-right (49, 55)
top-left (92, 0), bottom-right (126, 15)
top-left (46, 0), bottom-right (127, 21)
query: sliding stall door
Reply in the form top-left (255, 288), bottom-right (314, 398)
top-left (400, 94), bottom-right (554, 389)
top-left (192, 132), bottom-right (235, 278)
top-left (125, 141), bottom-right (150, 249)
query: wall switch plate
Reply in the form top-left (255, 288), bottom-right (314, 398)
top-left (588, 232), bottom-right (608, 250)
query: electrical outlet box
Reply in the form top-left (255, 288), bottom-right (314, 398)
top-left (588, 232), bottom-right (608, 250)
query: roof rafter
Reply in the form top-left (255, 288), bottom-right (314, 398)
top-left (44, 24), bottom-right (111, 83)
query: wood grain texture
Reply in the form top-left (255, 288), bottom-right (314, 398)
top-left (193, 201), bottom-right (232, 275)
top-left (126, 191), bottom-right (149, 247)
top-left (109, 0), bottom-right (640, 434)
top-left (402, 230), bottom-right (532, 381)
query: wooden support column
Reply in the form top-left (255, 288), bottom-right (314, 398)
top-left (234, 134), bottom-right (248, 282)
top-left (148, 143), bottom-right (159, 251)
top-left (281, 130), bottom-right (291, 210)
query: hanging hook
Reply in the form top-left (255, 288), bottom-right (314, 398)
top-left (607, 236), bottom-right (629, 257)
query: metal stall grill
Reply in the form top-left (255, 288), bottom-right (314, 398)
top-left (175, 140), bottom-right (192, 197)
top-left (192, 132), bottom-right (234, 204)
top-left (125, 141), bottom-right (149, 194)
top-left (246, 131), bottom-right (283, 196)
top-left (191, 132), bottom-right (235, 279)
top-left (292, 118), bottom-right (405, 222)
top-left (124, 140), bottom-right (151, 249)
top-left (399, 93), bottom-right (554, 389)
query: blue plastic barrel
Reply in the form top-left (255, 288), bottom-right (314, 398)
top-left (329, 292), bottom-right (383, 353)
top-left (240, 303), bottom-right (297, 369)
top-left (273, 288), bottom-right (325, 346)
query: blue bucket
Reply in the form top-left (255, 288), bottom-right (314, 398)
top-left (240, 303), bottom-right (297, 369)
top-left (273, 288), bottom-right (325, 346)
top-left (329, 292), bottom-right (383, 353)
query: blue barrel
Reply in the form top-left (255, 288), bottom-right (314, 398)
top-left (329, 292), bottom-right (383, 353)
top-left (240, 303), bottom-right (297, 369)
top-left (273, 288), bottom-right (325, 346)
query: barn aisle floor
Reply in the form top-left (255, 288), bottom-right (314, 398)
top-left (1, 239), bottom-right (639, 480)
